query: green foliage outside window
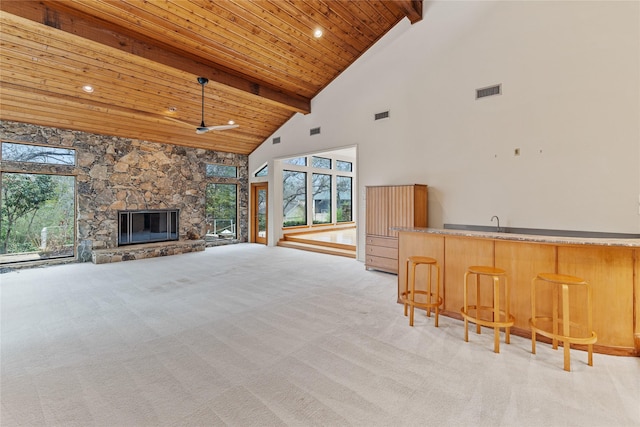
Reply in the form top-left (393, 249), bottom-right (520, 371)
top-left (337, 176), bottom-right (352, 222)
top-left (1, 173), bottom-right (75, 257)
top-left (205, 183), bottom-right (237, 237)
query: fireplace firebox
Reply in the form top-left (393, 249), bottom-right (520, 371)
top-left (118, 209), bottom-right (179, 246)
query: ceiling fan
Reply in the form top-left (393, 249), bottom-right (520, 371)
top-left (195, 77), bottom-right (239, 134)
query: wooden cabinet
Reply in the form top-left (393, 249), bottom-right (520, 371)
top-left (365, 184), bottom-right (428, 274)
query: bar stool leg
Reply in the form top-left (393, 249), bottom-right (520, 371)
top-left (475, 273), bottom-right (481, 335)
top-left (562, 284), bottom-right (571, 371)
top-left (434, 264), bottom-right (440, 327)
top-left (409, 262), bottom-right (417, 327)
top-left (531, 277), bottom-right (537, 354)
top-left (493, 275), bottom-right (500, 353)
top-left (426, 264), bottom-right (432, 318)
top-left (552, 285), bottom-right (559, 350)
top-left (505, 276), bottom-right (511, 344)
top-left (463, 271), bottom-right (470, 342)
top-left (587, 285), bottom-right (594, 366)
top-left (404, 259), bottom-right (409, 317)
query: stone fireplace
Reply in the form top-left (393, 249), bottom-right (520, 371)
top-left (1, 120), bottom-right (249, 265)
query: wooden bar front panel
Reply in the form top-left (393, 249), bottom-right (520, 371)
top-left (494, 241), bottom-right (557, 331)
top-left (443, 236), bottom-right (494, 316)
top-left (557, 245), bottom-right (634, 349)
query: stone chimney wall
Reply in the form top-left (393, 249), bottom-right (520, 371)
top-left (0, 121), bottom-right (248, 262)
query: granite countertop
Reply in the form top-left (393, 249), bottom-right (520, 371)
top-left (392, 227), bottom-right (640, 248)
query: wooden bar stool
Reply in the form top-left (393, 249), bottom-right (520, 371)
top-left (400, 256), bottom-right (443, 327)
top-left (530, 273), bottom-right (597, 371)
top-left (461, 266), bottom-right (514, 353)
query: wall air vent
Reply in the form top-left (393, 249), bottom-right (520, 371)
top-left (272, 136), bottom-right (281, 144)
top-left (310, 127), bottom-right (321, 136)
top-left (374, 110), bottom-right (390, 120)
top-left (476, 84), bottom-right (501, 99)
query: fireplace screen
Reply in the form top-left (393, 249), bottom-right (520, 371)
top-left (118, 209), bottom-right (179, 245)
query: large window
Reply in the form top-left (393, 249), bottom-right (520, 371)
top-left (1, 141), bottom-right (76, 264)
top-left (1, 173), bottom-right (75, 263)
top-left (205, 183), bottom-right (237, 238)
top-left (312, 173), bottom-right (331, 224)
top-left (336, 176), bottom-right (352, 222)
top-left (283, 170), bottom-right (307, 227)
top-left (281, 152), bottom-right (354, 228)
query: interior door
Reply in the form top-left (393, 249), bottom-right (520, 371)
top-left (252, 183), bottom-right (268, 244)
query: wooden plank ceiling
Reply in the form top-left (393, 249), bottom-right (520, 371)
top-left (0, 1), bottom-right (422, 155)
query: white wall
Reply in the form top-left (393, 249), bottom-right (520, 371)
top-left (250, 1), bottom-right (640, 254)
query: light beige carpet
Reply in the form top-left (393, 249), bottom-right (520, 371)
top-left (1, 244), bottom-right (639, 426)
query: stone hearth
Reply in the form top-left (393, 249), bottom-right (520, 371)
top-left (92, 240), bottom-right (205, 264)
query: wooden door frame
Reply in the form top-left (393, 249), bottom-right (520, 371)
top-left (251, 182), bottom-right (268, 244)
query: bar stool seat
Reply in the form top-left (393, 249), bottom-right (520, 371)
top-left (461, 265), bottom-right (514, 353)
top-left (400, 256), bottom-right (443, 327)
top-left (530, 273), bottom-right (597, 371)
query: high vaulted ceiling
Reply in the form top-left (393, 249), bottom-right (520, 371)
top-left (1, 1), bottom-right (422, 155)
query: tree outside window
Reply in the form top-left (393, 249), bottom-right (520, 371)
top-left (1, 173), bottom-right (75, 261)
top-left (337, 176), bottom-right (352, 222)
top-left (283, 170), bottom-right (306, 227)
top-left (205, 183), bottom-right (237, 238)
top-left (312, 173), bottom-right (331, 224)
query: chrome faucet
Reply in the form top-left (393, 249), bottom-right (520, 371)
top-left (491, 215), bottom-right (501, 232)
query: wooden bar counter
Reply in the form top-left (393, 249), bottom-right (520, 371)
top-left (396, 228), bottom-right (640, 356)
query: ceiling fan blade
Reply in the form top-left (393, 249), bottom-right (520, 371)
top-left (196, 124), bottom-right (239, 134)
top-left (208, 124), bottom-right (239, 131)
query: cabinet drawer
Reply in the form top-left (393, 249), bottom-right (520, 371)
top-left (366, 244), bottom-right (398, 259)
top-left (365, 255), bottom-right (399, 273)
top-left (365, 236), bottom-right (398, 248)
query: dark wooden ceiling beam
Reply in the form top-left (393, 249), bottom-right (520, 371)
top-left (390, 0), bottom-right (423, 24)
top-left (0, 2), bottom-right (312, 114)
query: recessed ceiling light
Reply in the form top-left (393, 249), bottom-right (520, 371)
top-left (228, 120), bottom-right (235, 125)
top-left (314, 28), bottom-right (323, 38)
top-left (167, 106), bottom-right (178, 113)
top-left (82, 85), bottom-right (94, 93)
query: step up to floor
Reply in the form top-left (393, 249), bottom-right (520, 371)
top-left (283, 235), bottom-right (355, 251)
top-left (277, 240), bottom-right (356, 258)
